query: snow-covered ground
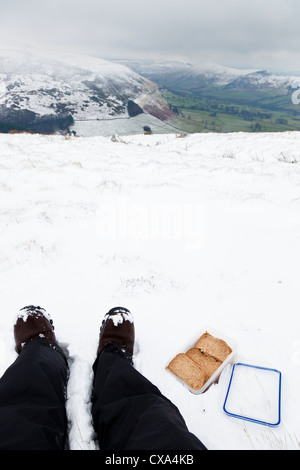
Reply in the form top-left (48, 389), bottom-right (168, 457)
top-left (0, 130), bottom-right (300, 450)
top-left (71, 113), bottom-right (185, 137)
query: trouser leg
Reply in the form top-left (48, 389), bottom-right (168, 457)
top-left (92, 345), bottom-right (207, 450)
top-left (0, 338), bottom-right (69, 450)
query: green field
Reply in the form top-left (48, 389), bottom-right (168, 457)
top-left (161, 88), bottom-right (300, 134)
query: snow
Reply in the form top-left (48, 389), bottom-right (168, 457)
top-left (104, 308), bottom-right (134, 326)
top-left (195, 61), bottom-right (300, 89)
top-left (17, 305), bottom-right (52, 323)
top-left (121, 58), bottom-right (300, 92)
top-left (194, 61), bottom-right (300, 90)
top-left (193, 62), bottom-right (259, 85)
top-left (0, 130), bottom-right (300, 450)
top-left (71, 113), bottom-right (184, 137)
top-left (0, 46), bottom-right (160, 122)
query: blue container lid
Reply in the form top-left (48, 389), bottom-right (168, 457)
top-left (223, 362), bottom-right (282, 427)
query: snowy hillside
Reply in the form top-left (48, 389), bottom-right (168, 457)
top-left (0, 130), bottom-right (300, 450)
top-left (0, 45), bottom-right (172, 132)
top-left (118, 58), bottom-right (300, 92)
top-left (183, 61), bottom-right (300, 91)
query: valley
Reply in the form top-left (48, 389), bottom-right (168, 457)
top-left (161, 88), bottom-right (300, 133)
top-left (117, 59), bottom-right (300, 133)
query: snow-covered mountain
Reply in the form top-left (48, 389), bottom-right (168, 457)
top-left (0, 45), bottom-right (172, 133)
top-left (185, 61), bottom-right (300, 91)
top-left (116, 58), bottom-right (300, 94)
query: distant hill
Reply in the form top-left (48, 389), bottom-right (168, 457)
top-left (117, 59), bottom-right (300, 92)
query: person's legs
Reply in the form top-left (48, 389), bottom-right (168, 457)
top-left (92, 307), bottom-right (207, 450)
top-left (0, 307), bottom-right (69, 450)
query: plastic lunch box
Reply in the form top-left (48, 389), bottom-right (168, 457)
top-left (166, 326), bottom-right (237, 395)
top-left (223, 362), bottom-right (282, 427)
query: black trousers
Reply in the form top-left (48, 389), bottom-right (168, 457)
top-left (0, 339), bottom-right (207, 450)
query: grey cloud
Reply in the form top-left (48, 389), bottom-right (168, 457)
top-left (1, 0), bottom-right (300, 73)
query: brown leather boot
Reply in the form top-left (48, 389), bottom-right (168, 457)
top-left (14, 305), bottom-right (57, 353)
top-left (97, 307), bottom-right (135, 356)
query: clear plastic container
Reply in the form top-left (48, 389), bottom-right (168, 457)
top-left (223, 362), bottom-right (282, 427)
top-left (166, 326), bottom-right (237, 394)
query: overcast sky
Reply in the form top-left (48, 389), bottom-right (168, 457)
top-left (1, 0), bottom-right (300, 74)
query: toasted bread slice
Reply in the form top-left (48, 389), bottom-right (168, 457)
top-left (186, 348), bottom-right (222, 378)
top-left (195, 332), bottom-right (232, 362)
top-left (167, 353), bottom-right (208, 390)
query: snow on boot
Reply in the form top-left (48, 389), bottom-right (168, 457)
top-left (97, 306), bottom-right (135, 357)
top-left (14, 305), bottom-right (56, 353)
